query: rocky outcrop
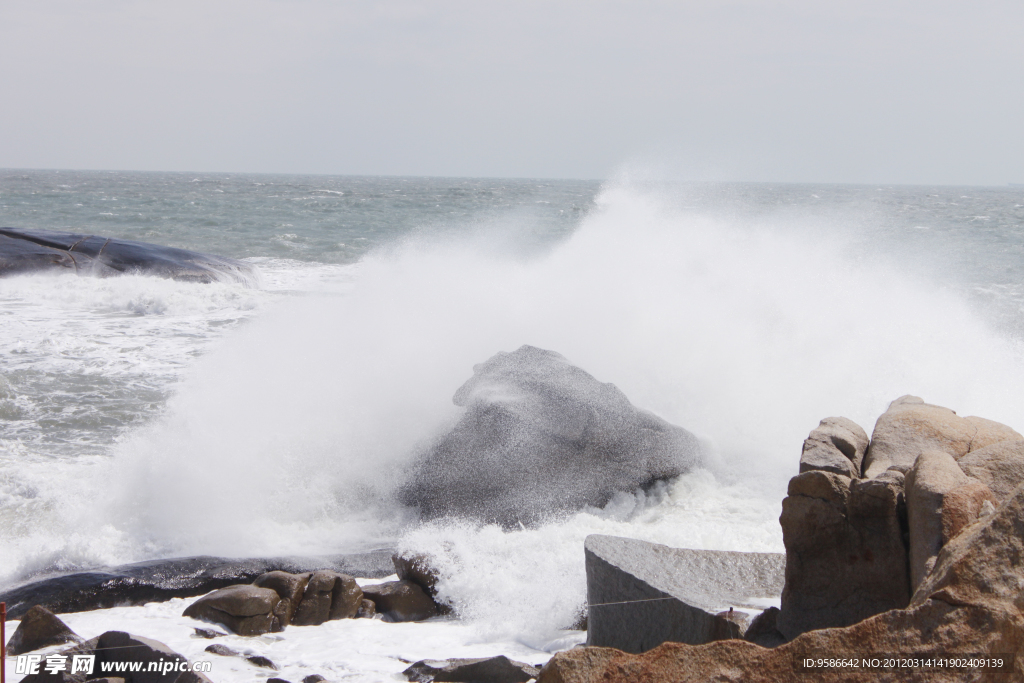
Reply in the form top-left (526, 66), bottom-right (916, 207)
top-left (290, 570), bottom-right (362, 625)
top-left (0, 228), bottom-right (258, 286)
top-left (5, 605), bottom-right (81, 656)
top-left (182, 584), bottom-right (282, 636)
top-left (19, 631), bottom-right (212, 683)
top-left (361, 581), bottom-right (439, 622)
top-left (0, 551), bottom-right (394, 620)
top-left (403, 656), bottom-right (540, 682)
top-left (584, 535), bottom-right (785, 653)
top-left (253, 570), bottom-right (311, 627)
top-left (777, 469), bottom-right (910, 639)
top-left (799, 417), bottom-right (869, 478)
top-left (957, 439), bottom-right (1024, 501)
top-left (541, 481), bottom-right (1024, 682)
top-left (399, 346), bottom-right (702, 527)
top-left (393, 553), bottom-right (440, 597)
top-left (861, 395), bottom-right (1021, 478)
top-left (905, 450), bottom-right (998, 590)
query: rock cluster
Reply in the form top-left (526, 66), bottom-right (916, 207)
top-left (399, 345), bottom-right (702, 527)
top-left (181, 553), bottom-right (447, 635)
top-left (539, 395), bottom-right (1024, 682)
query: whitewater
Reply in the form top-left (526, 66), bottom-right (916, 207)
top-left (3, 170), bottom-right (1024, 681)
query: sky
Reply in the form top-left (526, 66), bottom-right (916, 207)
top-left (1, 0), bottom-right (1022, 184)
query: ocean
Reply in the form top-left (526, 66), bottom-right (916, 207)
top-left (2, 169), bottom-right (1024, 680)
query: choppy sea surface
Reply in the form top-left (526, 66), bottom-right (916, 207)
top-left (3, 169), bottom-right (1024, 679)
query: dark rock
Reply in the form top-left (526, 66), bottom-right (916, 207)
top-left (0, 551), bottom-right (395, 620)
top-left (254, 570), bottom-right (311, 627)
top-left (799, 417), bottom-right (868, 478)
top-left (291, 571), bottom-right (363, 626)
top-left (355, 599), bottom-right (376, 618)
top-left (777, 469), bottom-right (911, 640)
top-left (584, 534), bottom-right (785, 653)
top-left (403, 655), bottom-right (540, 682)
top-left (361, 581), bottom-right (439, 622)
top-left (393, 553), bottom-right (440, 597)
top-left (742, 606), bottom-right (785, 648)
top-left (399, 346), bottom-right (702, 527)
top-left (20, 630), bottom-right (199, 683)
top-left (5, 605), bottom-right (81, 655)
top-left (302, 676), bottom-right (327, 683)
top-left (246, 655), bottom-right (277, 670)
top-left (267, 679), bottom-right (292, 683)
top-left (0, 228), bottom-right (258, 286)
top-left (191, 628), bottom-right (223, 639)
top-left (204, 644), bottom-right (239, 657)
top-left (182, 584), bottom-right (281, 636)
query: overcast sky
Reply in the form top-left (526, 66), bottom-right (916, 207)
top-left (1, 0), bottom-right (1021, 184)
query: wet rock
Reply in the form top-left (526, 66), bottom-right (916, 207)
top-left (183, 584), bottom-right (281, 636)
top-left (399, 345), bottom-right (702, 527)
top-left (0, 228), bottom-right (258, 286)
top-left (204, 644), bottom-right (239, 657)
top-left (254, 570), bottom-right (312, 627)
top-left (5, 605), bottom-right (82, 656)
top-left (191, 628), bottom-right (223, 639)
top-left (355, 599), bottom-right (376, 618)
top-left (777, 469), bottom-right (910, 640)
top-left (905, 450), bottom-right (998, 590)
top-left (246, 655), bottom-right (277, 670)
top-left (392, 553), bottom-right (440, 596)
top-left (290, 570), bottom-right (363, 625)
top-left (361, 581), bottom-right (439, 622)
top-left (302, 676), bottom-right (327, 683)
top-left (957, 438), bottom-right (1024, 501)
top-left (861, 395), bottom-right (1021, 478)
top-left (403, 656), bottom-right (540, 682)
top-left (0, 551), bottom-right (395, 620)
top-left (799, 417), bottom-right (869, 478)
top-left (584, 534), bottom-right (785, 653)
top-left (266, 679), bottom-right (292, 683)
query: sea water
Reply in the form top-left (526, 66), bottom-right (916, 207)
top-left (2, 169), bottom-right (1024, 680)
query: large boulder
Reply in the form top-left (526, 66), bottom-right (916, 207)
top-left (253, 571), bottom-right (311, 627)
top-left (584, 535), bottom-right (785, 653)
top-left (5, 605), bottom-right (81, 656)
top-left (957, 439), bottom-right (1024, 501)
top-left (0, 551), bottom-right (394, 620)
top-left (777, 469), bottom-right (910, 640)
top-left (861, 395), bottom-right (1021, 478)
top-left (799, 417), bottom-right (869, 478)
top-left (19, 630), bottom-right (212, 683)
top-left (904, 450), bottom-right (997, 591)
top-left (361, 581), bottom-right (439, 622)
top-left (290, 570), bottom-right (363, 625)
top-left (399, 346), bottom-right (702, 526)
top-left (0, 228), bottom-right (258, 286)
top-left (182, 584), bottom-right (281, 636)
top-left (403, 656), bottom-right (540, 682)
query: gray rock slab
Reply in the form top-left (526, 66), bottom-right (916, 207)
top-left (584, 534), bottom-right (785, 654)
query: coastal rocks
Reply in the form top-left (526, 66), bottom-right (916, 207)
top-left (403, 656), bottom-right (540, 683)
top-left (957, 439), bottom-right (1024, 501)
top-left (253, 571), bottom-right (311, 627)
top-left (290, 571), bottom-right (363, 625)
top-left (399, 345), bottom-right (702, 527)
top-left (182, 585), bottom-right (282, 636)
top-left (0, 551), bottom-right (395, 620)
top-left (904, 450), bottom-right (997, 590)
top-left (540, 481), bottom-right (1024, 682)
top-left (393, 553), bottom-right (440, 597)
top-left (777, 469), bottom-right (910, 639)
top-left (861, 395), bottom-right (1021, 478)
top-left (0, 228), bottom-right (258, 286)
top-left (19, 630), bottom-right (210, 683)
top-left (584, 535), bottom-right (785, 653)
top-left (361, 581), bottom-right (439, 622)
top-left (799, 417), bottom-right (869, 478)
top-left (5, 605), bottom-right (82, 656)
